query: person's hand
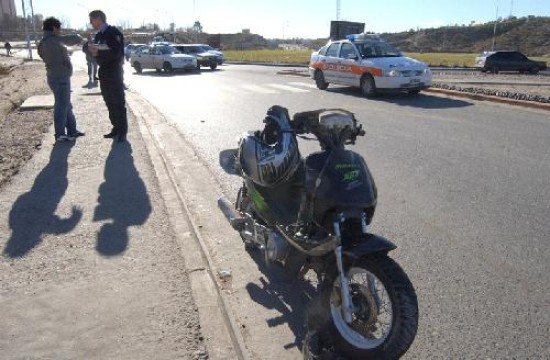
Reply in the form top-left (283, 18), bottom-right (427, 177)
top-left (88, 45), bottom-right (99, 57)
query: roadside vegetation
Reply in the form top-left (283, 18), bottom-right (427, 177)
top-left (223, 49), bottom-right (550, 68)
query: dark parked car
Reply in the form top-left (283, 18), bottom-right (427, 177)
top-left (474, 50), bottom-right (547, 74)
top-left (173, 44), bottom-right (219, 70)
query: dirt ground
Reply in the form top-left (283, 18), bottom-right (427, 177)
top-left (0, 56), bottom-right (51, 189)
top-left (0, 55), bottom-right (208, 359)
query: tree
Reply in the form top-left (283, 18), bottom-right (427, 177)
top-left (193, 21), bottom-right (202, 33)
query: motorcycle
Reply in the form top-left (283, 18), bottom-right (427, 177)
top-left (218, 105), bottom-right (418, 359)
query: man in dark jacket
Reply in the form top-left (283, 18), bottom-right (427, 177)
top-left (4, 41), bottom-right (12, 56)
top-left (37, 17), bottom-right (84, 142)
top-left (88, 10), bottom-right (127, 142)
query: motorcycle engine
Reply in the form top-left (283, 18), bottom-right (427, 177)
top-left (265, 231), bottom-right (290, 264)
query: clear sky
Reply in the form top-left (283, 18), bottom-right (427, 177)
top-left (17, 0), bottom-right (550, 39)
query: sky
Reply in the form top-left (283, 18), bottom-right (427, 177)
top-left (16, 0), bottom-right (550, 39)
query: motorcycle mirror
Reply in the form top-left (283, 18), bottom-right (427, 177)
top-left (219, 149), bottom-right (239, 175)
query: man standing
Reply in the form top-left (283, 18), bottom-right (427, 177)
top-left (37, 17), bottom-right (84, 142)
top-left (82, 34), bottom-right (98, 87)
top-left (88, 10), bottom-right (127, 142)
top-left (4, 41), bottom-right (12, 56)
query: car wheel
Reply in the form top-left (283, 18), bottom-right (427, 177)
top-left (491, 65), bottom-right (499, 74)
top-left (210, 61), bottom-right (218, 70)
top-left (314, 70), bottom-right (329, 90)
top-left (163, 62), bottom-right (173, 72)
top-left (133, 62), bottom-right (142, 74)
top-left (360, 74), bottom-right (377, 98)
top-left (529, 67), bottom-right (539, 74)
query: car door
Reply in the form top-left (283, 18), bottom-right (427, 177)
top-left (134, 46), bottom-right (151, 68)
top-left (338, 42), bottom-right (360, 85)
top-left (499, 52), bottom-right (515, 71)
top-left (321, 42), bottom-right (342, 83)
top-left (151, 47), bottom-right (163, 69)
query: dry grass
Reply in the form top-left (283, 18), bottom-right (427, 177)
top-left (224, 49), bottom-right (550, 68)
top-left (224, 49), bottom-right (311, 65)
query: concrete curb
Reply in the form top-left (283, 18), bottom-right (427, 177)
top-left (127, 93), bottom-right (249, 360)
top-left (424, 87), bottom-right (550, 111)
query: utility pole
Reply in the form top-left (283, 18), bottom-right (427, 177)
top-left (20, 0), bottom-right (32, 60)
top-left (29, 0), bottom-right (38, 49)
top-left (336, 0), bottom-right (341, 20)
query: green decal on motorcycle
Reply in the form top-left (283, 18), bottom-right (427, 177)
top-left (250, 187), bottom-right (269, 213)
top-left (342, 170), bottom-right (360, 183)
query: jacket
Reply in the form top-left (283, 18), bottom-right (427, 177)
top-left (94, 25), bottom-right (124, 77)
top-left (37, 31), bottom-right (73, 78)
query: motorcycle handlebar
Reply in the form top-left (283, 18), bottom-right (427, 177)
top-left (291, 109), bottom-right (365, 138)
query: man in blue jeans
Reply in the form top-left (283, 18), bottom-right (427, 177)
top-left (37, 17), bottom-right (84, 142)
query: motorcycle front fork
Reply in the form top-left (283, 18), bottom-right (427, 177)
top-left (333, 212), bottom-right (369, 324)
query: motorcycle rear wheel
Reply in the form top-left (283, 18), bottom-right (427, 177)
top-left (321, 255), bottom-right (418, 359)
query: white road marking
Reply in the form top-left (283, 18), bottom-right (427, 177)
top-left (287, 81), bottom-right (317, 89)
top-left (241, 84), bottom-right (279, 94)
top-left (266, 83), bottom-right (310, 92)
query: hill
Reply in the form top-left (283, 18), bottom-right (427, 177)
top-left (381, 16), bottom-right (550, 56)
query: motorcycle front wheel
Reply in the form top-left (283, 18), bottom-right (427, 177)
top-left (322, 255), bottom-right (418, 359)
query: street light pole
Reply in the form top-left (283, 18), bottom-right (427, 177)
top-left (492, 0), bottom-right (499, 51)
top-left (20, 0), bottom-right (32, 60)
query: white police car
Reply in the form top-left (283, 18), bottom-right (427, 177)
top-left (309, 33), bottom-right (432, 97)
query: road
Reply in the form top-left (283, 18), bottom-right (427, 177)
top-left (124, 62), bottom-right (550, 359)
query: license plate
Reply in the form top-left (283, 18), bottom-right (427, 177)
top-left (409, 78), bottom-right (420, 84)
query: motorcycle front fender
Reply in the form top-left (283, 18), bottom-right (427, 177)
top-left (343, 233), bottom-right (397, 258)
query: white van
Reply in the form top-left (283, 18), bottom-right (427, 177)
top-left (309, 34), bottom-right (432, 97)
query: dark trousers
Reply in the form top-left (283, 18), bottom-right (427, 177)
top-left (99, 71), bottom-right (127, 136)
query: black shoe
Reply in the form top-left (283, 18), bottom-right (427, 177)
top-left (69, 131), bottom-right (85, 137)
top-left (103, 132), bottom-right (117, 139)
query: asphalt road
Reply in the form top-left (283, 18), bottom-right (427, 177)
top-left (124, 62), bottom-right (549, 359)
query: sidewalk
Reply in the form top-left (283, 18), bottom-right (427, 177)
top-left (0, 69), bottom-right (219, 358)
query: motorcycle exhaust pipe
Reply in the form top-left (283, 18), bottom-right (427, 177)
top-left (218, 197), bottom-right (245, 231)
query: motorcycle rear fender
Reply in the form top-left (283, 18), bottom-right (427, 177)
top-left (343, 233), bottom-right (397, 258)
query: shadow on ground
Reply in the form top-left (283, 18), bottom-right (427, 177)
top-left (245, 247), bottom-right (318, 352)
top-left (3, 142), bottom-right (81, 258)
top-left (326, 87), bottom-right (474, 109)
top-left (93, 142), bottom-right (151, 256)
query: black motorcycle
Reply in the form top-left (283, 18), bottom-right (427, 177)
top-left (218, 105), bottom-right (418, 359)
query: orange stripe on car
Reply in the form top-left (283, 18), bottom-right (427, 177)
top-left (310, 61), bottom-right (383, 77)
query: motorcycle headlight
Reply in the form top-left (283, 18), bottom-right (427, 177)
top-left (386, 69), bottom-right (401, 77)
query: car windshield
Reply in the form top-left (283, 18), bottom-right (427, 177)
top-left (200, 45), bottom-right (215, 51)
top-left (158, 46), bottom-right (179, 55)
top-left (356, 42), bottom-right (402, 58)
